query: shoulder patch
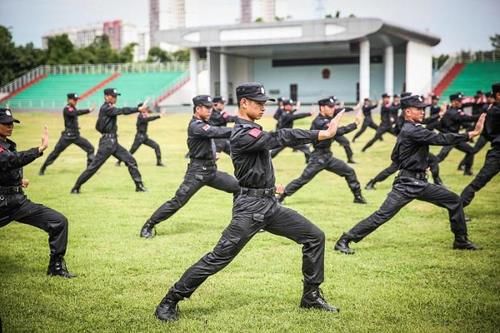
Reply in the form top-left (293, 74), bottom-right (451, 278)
top-left (248, 128), bottom-right (262, 138)
top-left (202, 124), bottom-right (211, 131)
top-left (0, 146), bottom-right (5, 153)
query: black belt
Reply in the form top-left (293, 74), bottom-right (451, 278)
top-left (0, 186), bottom-right (23, 194)
top-left (399, 170), bottom-right (427, 180)
top-left (102, 133), bottom-right (117, 138)
top-left (240, 187), bottom-right (275, 197)
top-left (190, 158), bottom-right (216, 167)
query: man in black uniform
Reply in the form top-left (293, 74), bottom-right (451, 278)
top-left (270, 98), bottom-right (312, 162)
top-left (334, 95), bottom-right (485, 255)
top-left (154, 83), bottom-right (343, 322)
top-left (70, 88), bottom-right (147, 193)
top-left (208, 96), bottom-right (237, 155)
top-left (461, 83), bottom-right (500, 207)
top-left (362, 93), bottom-right (398, 152)
top-left (39, 93), bottom-right (95, 175)
top-left (0, 108), bottom-right (75, 277)
top-left (436, 92), bottom-right (478, 175)
top-left (117, 106), bottom-right (164, 167)
top-left (425, 95), bottom-right (441, 131)
top-left (332, 98), bottom-right (356, 163)
top-left (278, 97), bottom-right (366, 204)
top-left (139, 95), bottom-right (240, 238)
top-left (273, 97), bottom-right (285, 129)
top-left (352, 98), bottom-right (378, 142)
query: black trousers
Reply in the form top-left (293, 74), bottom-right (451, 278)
top-left (458, 135), bottom-right (488, 168)
top-left (214, 138), bottom-right (231, 155)
top-left (353, 117), bottom-right (378, 142)
top-left (270, 144), bottom-right (311, 162)
top-left (167, 194), bottom-right (325, 300)
top-left (461, 147), bottom-right (500, 207)
top-left (149, 162), bottom-right (240, 225)
top-left (129, 133), bottom-right (162, 163)
top-left (0, 194), bottom-right (68, 257)
top-left (334, 135), bottom-right (353, 161)
top-left (436, 142), bottom-right (475, 171)
top-left (73, 135), bottom-right (142, 188)
top-left (284, 152), bottom-right (361, 197)
top-left (346, 176), bottom-right (468, 242)
top-left (41, 133), bottom-right (94, 170)
top-left (362, 123), bottom-right (394, 152)
top-left (372, 154), bottom-right (441, 184)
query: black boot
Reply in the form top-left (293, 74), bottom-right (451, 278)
top-left (70, 187), bottom-right (80, 194)
top-left (453, 235), bottom-right (479, 250)
top-left (365, 180), bottom-right (376, 190)
top-left (334, 233), bottom-right (355, 254)
top-left (39, 166), bottom-right (46, 176)
top-left (353, 193), bottom-right (367, 204)
top-left (47, 256), bottom-right (76, 278)
top-left (140, 220), bottom-right (156, 239)
top-left (347, 158), bottom-right (356, 164)
top-left (155, 294), bottom-right (180, 322)
top-left (300, 284), bottom-right (339, 312)
top-left (463, 169), bottom-right (473, 176)
top-left (135, 182), bottom-right (147, 192)
top-left (156, 161), bottom-right (165, 167)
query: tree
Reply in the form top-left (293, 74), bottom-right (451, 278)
top-left (490, 34), bottom-right (500, 50)
top-left (0, 26), bottom-right (19, 85)
top-left (171, 49), bottom-right (189, 62)
top-left (147, 46), bottom-right (170, 63)
top-left (46, 34), bottom-right (74, 65)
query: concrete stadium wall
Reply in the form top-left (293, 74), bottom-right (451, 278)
top-left (406, 41), bottom-right (432, 95)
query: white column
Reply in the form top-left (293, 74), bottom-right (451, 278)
top-left (359, 39), bottom-right (370, 101)
top-left (220, 52), bottom-right (228, 100)
top-left (189, 48), bottom-right (199, 96)
top-left (384, 45), bottom-right (394, 95)
top-left (206, 47), bottom-right (212, 95)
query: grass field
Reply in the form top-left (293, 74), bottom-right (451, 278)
top-left (0, 108), bottom-right (499, 332)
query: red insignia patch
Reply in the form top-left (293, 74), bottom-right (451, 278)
top-left (202, 124), bottom-right (210, 131)
top-left (248, 128), bottom-right (262, 138)
top-left (0, 146), bottom-right (5, 153)
top-left (222, 112), bottom-right (229, 119)
top-left (68, 106), bottom-right (74, 112)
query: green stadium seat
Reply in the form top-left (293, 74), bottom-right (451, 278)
top-left (442, 62), bottom-right (500, 97)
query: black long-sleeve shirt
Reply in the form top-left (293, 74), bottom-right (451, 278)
top-left (209, 110), bottom-right (237, 127)
top-left (95, 102), bottom-right (139, 134)
top-left (380, 103), bottom-right (396, 125)
top-left (440, 107), bottom-right (478, 133)
top-left (136, 113), bottom-right (160, 134)
top-left (63, 104), bottom-right (90, 131)
top-left (362, 104), bottom-right (378, 119)
top-left (483, 102), bottom-right (500, 146)
top-left (0, 139), bottom-right (42, 187)
top-left (391, 121), bottom-right (469, 172)
top-left (187, 116), bottom-right (232, 160)
top-left (276, 111), bottom-right (311, 129)
top-left (230, 118), bottom-right (318, 188)
top-left (310, 115), bottom-right (356, 150)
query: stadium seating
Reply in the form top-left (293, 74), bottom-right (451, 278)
top-left (441, 62), bottom-right (500, 97)
top-left (5, 73), bottom-right (110, 109)
top-left (3, 71), bottom-right (186, 109)
top-left (83, 71), bottom-right (185, 107)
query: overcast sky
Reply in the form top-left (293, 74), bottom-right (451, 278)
top-left (0, 0), bottom-right (498, 55)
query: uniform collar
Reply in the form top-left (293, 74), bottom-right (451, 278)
top-left (0, 138), bottom-right (14, 150)
top-left (192, 115), bottom-right (208, 123)
top-left (235, 117), bottom-right (261, 129)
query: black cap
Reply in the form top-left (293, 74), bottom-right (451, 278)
top-left (67, 93), bottom-right (79, 100)
top-left (104, 88), bottom-right (121, 97)
top-left (400, 92), bottom-right (412, 98)
top-left (192, 95), bottom-right (213, 107)
top-left (236, 82), bottom-right (275, 102)
top-left (476, 90), bottom-right (483, 95)
top-left (212, 96), bottom-right (226, 104)
top-left (485, 92), bottom-right (493, 98)
top-left (382, 93), bottom-right (390, 98)
top-left (363, 98), bottom-right (370, 102)
top-left (393, 94), bottom-right (400, 98)
top-left (318, 97), bottom-right (336, 106)
top-left (431, 94), bottom-right (440, 100)
top-left (0, 108), bottom-right (20, 124)
top-left (401, 95), bottom-right (428, 109)
top-left (449, 92), bottom-right (464, 101)
top-left (282, 98), bottom-right (294, 105)
top-left (492, 83), bottom-right (500, 95)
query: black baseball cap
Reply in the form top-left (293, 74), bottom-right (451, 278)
top-left (393, 94), bottom-right (400, 98)
top-left (236, 82), bottom-right (275, 102)
top-left (318, 97), bottom-right (336, 107)
top-left (104, 88), bottom-right (121, 97)
top-left (192, 95), bottom-right (213, 107)
top-left (382, 93), bottom-right (390, 98)
top-left (212, 96), bottom-right (226, 104)
top-left (0, 108), bottom-right (20, 124)
top-left (67, 93), bottom-right (79, 100)
top-left (401, 95), bottom-right (428, 109)
top-left (492, 83), bottom-right (500, 95)
top-left (485, 92), bottom-right (493, 98)
top-left (282, 98), bottom-right (294, 105)
top-left (449, 92), bottom-right (463, 101)
top-left (431, 94), bottom-right (440, 100)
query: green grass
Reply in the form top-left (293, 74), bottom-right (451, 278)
top-left (0, 110), bottom-right (499, 332)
